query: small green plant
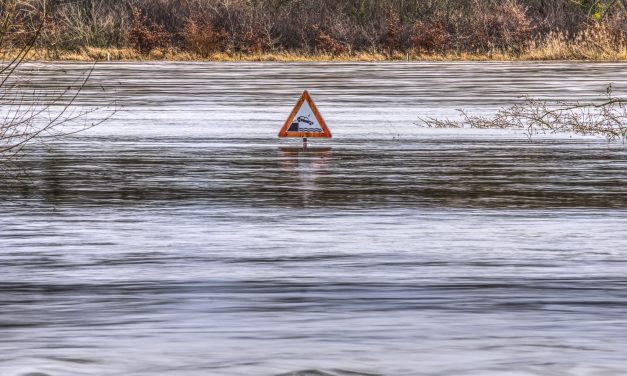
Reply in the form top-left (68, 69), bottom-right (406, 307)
top-left (578, 0), bottom-right (603, 20)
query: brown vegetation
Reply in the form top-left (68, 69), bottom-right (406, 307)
top-left (182, 18), bottom-right (227, 57)
top-left (2, 0), bottom-right (627, 61)
top-left (128, 7), bottom-right (169, 55)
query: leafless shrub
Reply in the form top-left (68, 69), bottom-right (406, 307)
top-left (417, 117), bottom-right (462, 129)
top-left (5, 0), bottom-right (627, 57)
top-left (241, 25), bottom-right (272, 54)
top-left (315, 26), bottom-right (347, 55)
top-left (182, 17), bottom-right (227, 57)
top-left (128, 7), bottom-right (169, 55)
top-left (463, 0), bottom-right (535, 54)
top-left (411, 18), bottom-right (450, 53)
top-left (1, 66), bottom-right (103, 159)
top-left (381, 12), bottom-right (403, 52)
top-left (1, 0), bottom-right (116, 164)
top-left (419, 89), bottom-right (627, 141)
top-left (43, 0), bottom-right (126, 51)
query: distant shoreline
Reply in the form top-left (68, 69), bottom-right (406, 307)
top-left (18, 47), bottom-right (627, 63)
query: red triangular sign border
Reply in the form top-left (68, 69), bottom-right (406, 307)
top-left (278, 90), bottom-right (332, 138)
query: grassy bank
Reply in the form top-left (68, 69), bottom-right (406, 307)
top-left (3, 0), bottom-right (626, 62)
top-left (27, 50), bottom-right (627, 63)
top-left (26, 21), bottom-right (627, 62)
top-left (26, 40), bottom-right (627, 63)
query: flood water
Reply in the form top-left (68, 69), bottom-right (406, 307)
top-left (1, 62), bottom-right (627, 376)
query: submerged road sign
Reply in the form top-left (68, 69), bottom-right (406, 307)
top-left (278, 91), bottom-right (332, 139)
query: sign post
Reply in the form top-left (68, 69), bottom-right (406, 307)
top-left (278, 90), bottom-right (332, 148)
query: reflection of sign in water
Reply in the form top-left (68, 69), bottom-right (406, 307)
top-left (278, 90), bottom-right (332, 138)
top-left (278, 147), bottom-right (332, 204)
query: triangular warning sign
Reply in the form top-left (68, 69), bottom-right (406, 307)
top-left (278, 91), bottom-right (332, 138)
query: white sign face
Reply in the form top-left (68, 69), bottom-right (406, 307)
top-left (287, 100), bottom-right (324, 133)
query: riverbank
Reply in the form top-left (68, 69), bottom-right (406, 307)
top-left (21, 40), bottom-right (627, 62)
top-left (4, 0), bottom-right (626, 64)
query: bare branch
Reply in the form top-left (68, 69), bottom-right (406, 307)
top-left (418, 90), bottom-right (627, 142)
top-left (0, 1), bottom-right (116, 164)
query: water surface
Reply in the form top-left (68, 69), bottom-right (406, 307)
top-left (1, 62), bottom-right (627, 376)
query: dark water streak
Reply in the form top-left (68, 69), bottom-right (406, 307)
top-left (3, 139), bottom-right (627, 209)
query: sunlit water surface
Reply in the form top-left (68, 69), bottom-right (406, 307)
top-left (1, 62), bottom-right (627, 376)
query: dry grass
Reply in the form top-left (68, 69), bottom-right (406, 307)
top-left (12, 48), bottom-right (626, 62)
top-left (525, 24), bottom-right (627, 61)
top-left (11, 24), bottom-right (627, 62)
